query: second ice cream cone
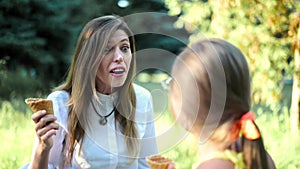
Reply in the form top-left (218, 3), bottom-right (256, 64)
top-left (146, 155), bottom-right (172, 169)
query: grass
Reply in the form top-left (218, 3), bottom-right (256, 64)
top-left (137, 78), bottom-right (300, 169)
top-left (0, 79), bottom-right (299, 168)
top-left (255, 106), bottom-right (300, 169)
top-left (0, 100), bottom-right (35, 169)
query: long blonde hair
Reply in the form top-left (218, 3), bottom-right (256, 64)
top-left (55, 15), bottom-right (138, 163)
top-left (171, 38), bottom-right (270, 169)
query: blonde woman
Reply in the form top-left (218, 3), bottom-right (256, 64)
top-left (169, 39), bottom-right (276, 169)
top-left (24, 15), bottom-right (158, 169)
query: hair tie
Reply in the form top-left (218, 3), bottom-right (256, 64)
top-left (240, 111), bottom-right (261, 140)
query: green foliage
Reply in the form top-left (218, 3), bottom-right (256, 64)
top-left (256, 106), bottom-right (300, 169)
top-left (0, 0), bottom-right (84, 90)
top-left (165, 0), bottom-right (298, 107)
top-left (0, 57), bottom-right (50, 100)
top-left (0, 57), bottom-right (8, 79)
top-left (0, 68), bottom-right (49, 100)
top-left (160, 134), bottom-right (199, 169)
top-left (0, 100), bottom-right (34, 169)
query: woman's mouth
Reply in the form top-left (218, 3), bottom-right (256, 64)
top-left (110, 68), bottom-right (126, 77)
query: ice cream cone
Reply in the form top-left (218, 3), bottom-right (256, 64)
top-left (146, 155), bottom-right (172, 169)
top-left (25, 98), bottom-right (54, 114)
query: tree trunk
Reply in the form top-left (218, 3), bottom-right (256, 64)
top-left (290, 24), bottom-right (300, 137)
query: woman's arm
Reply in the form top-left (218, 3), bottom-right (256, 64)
top-left (26, 91), bottom-right (69, 169)
top-left (28, 111), bottom-right (59, 169)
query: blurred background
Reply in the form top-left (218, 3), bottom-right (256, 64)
top-left (0, 0), bottom-right (300, 168)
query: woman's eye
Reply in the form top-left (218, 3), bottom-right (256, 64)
top-left (121, 45), bottom-right (130, 52)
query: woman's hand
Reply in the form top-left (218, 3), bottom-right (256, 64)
top-left (32, 110), bottom-right (59, 151)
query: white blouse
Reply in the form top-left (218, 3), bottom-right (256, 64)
top-left (27, 84), bottom-right (158, 169)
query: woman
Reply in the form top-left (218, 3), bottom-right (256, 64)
top-left (169, 38), bottom-right (276, 169)
top-left (25, 15), bottom-right (158, 169)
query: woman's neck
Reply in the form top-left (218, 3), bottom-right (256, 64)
top-left (96, 84), bottom-right (121, 95)
top-left (96, 87), bottom-right (112, 95)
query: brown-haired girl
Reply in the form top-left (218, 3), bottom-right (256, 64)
top-left (24, 15), bottom-right (158, 169)
top-left (169, 38), bottom-right (276, 169)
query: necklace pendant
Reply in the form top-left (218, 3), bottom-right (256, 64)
top-left (99, 117), bottom-right (107, 125)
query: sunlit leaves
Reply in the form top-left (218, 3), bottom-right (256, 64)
top-left (165, 0), bottom-right (298, 107)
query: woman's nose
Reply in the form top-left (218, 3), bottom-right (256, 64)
top-left (113, 49), bottom-right (124, 63)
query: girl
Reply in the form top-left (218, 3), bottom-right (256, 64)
top-left (169, 38), bottom-right (276, 169)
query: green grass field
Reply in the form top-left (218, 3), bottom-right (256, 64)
top-left (0, 100), bottom-right (35, 169)
top-left (0, 80), bottom-right (299, 168)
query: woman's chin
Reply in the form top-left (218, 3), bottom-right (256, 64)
top-left (111, 76), bottom-right (127, 86)
top-left (111, 80), bottom-right (126, 88)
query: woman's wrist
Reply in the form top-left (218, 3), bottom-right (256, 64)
top-left (36, 140), bottom-right (52, 153)
top-left (30, 143), bottom-right (51, 169)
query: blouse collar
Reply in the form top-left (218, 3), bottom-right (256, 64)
top-left (96, 91), bottom-right (119, 106)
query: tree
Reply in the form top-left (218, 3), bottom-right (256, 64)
top-left (0, 0), bottom-right (84, 97)
top-left (165, 0), bottom-right (300, 134)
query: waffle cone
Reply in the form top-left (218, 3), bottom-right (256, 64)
top-left (146, 155), bottom-right (172, 169)
top-left (25, 98), bottom-right (54, 114)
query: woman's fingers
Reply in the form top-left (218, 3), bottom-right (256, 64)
top-left (31, 110), bottom-right (58, 142)
top-left (34, 114), bottom-right (57, 132)
top-left (36, 122), bottom-right (59, 138)
top-left (31, 110), bottom-right (58, 150)
top-left (32, 110), bottom-right (47, 123)
top-left (40, 129), bottom-right (57, 141)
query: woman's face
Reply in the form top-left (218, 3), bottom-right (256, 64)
top-left (96, 29), bottom-right (132, 94)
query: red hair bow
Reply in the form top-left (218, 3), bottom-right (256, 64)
top-left (240, 111), bottom-right (261, 140)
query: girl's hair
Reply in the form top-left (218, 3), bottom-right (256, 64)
top-left (170, 38), bottom-right (270, 169)
top-left (55, 15), bottom-right (138, 163)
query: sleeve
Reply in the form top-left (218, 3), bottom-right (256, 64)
top-left (138, 92), bottom-right (158, 169)
top-left (23, 91), bottom-right (69, 169)
top-left (47, 91), bottom-right (69, 167)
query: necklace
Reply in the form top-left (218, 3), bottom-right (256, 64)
top-left (91, 101), bottom-right (116, 125)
